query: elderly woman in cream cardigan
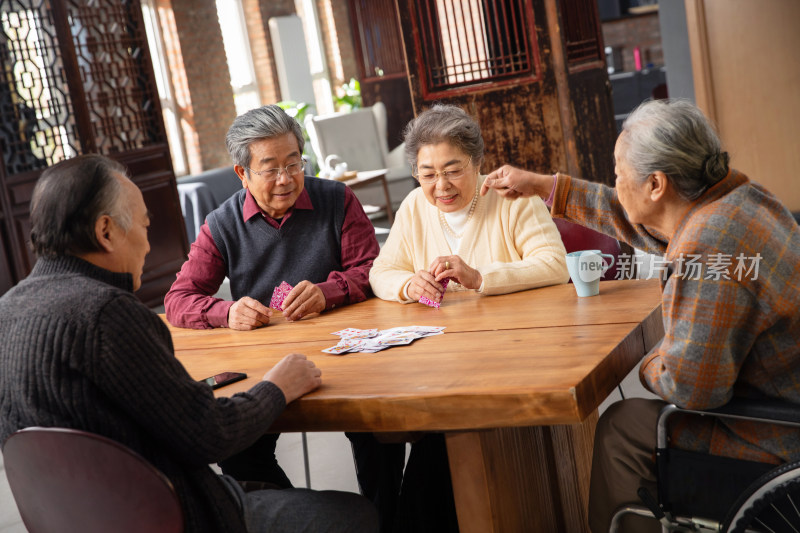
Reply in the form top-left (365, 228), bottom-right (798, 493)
top-left (369, 103), bottom-right (569, 305)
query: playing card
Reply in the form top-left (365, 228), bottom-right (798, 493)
top-left (323, 326), bottom-right (445, 354)
top-left (418, 278), bottom-right (451, 309)
top-left (419, 295), bottom-right (440, 309)
top-left (376, 334), bottom-right (418, 346)
top-left (322, 338), bottom-right (365, 354)
top-left (405, 326), bottom-right (445, 337)
top-left (332, 328), bottom-right (378, 339)
top-left (322, 344), bottom-right (352, 355)
top-left (269, 281), bottom-right (293, 310)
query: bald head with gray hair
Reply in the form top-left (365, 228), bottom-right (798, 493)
top-left (619, 99), bottom-right (729, 201)
top-left (225, 105), bottom-right (305, 169)
top-left (403, 104), bottom-right (485, 169)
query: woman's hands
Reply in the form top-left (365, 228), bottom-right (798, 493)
top-left (431, 255), bottom-right (482, 290)
top-left (406, 255), bottom-right (482, 303)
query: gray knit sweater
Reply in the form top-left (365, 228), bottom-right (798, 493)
top-left (0, 255), bottom-right (287, 532)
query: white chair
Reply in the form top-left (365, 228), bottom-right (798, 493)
top-left (305, 103), bottom-right (415, 220)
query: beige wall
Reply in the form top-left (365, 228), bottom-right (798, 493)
top-left (686, 0), bottom-right (800, 211)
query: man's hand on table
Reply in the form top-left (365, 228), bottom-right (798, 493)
top-left (281, 281), bottom-right (325, 321)
top-left (263, 353), bottom-right (322, 403)
top-left (228, 296), bottom-right (272, 330)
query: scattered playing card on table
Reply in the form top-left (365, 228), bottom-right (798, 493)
top-left (332, 328), bottom-right (378, 339)
top-left (322, 326), bottom-right (445, 355)
top-left (270, 281), bottom-right (293, 310)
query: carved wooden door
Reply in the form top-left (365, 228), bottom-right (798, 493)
top-left (395, 0), bottom-right (616, 184)
top-left (0, 0), bottom-right (187, 306)
top-left (347, 0), bottom-right (414, 150)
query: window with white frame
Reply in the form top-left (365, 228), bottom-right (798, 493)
top-left (215, 0), bottom-right (260, 115)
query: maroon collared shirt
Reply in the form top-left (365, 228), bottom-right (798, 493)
top-left (164, 186), bottom-right (379, 329)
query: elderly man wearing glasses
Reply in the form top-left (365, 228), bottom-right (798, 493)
top-left (165, 104), bottom-right (379, 487)
top-left (362, 104), bottom-right (568, 533)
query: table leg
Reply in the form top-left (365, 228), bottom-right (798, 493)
top-left (446, 411), bottom-right (598, 533)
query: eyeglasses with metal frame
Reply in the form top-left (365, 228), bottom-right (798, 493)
top-left (413, 156), bottom-right (472, 184)
top-left (244, 157), bottom-right (306, 182)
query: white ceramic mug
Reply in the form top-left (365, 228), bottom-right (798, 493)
top-left (566, 250), bottom-right (615, 297)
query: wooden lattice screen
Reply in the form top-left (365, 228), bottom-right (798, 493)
top-left (558, 0), bottom-right (604, 68)
top-left (411, 0), bottom-right (540, 99)
top-left (0, 0), bottom-right (186, 305)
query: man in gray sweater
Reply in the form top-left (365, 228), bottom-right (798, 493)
top-left (0, 154), bottom-right (377, 533)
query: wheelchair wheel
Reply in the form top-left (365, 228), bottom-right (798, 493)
top-left (722, 460), bottom-right (800, 533)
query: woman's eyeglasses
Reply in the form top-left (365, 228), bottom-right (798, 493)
top-left (413, 156), bottom-right (472, 184)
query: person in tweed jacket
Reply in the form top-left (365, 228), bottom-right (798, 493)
top-left (481, 99), bottom-right (800, 533)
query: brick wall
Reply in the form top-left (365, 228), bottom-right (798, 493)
top-left (317, 0), bottom-right (359, 87)
top-left (257, 0), bottom-right (297, 104)
top-left (241, 0), bottom-right (277, 105)
top-left (169, 0), bottom-right (237, 170)
top-left (601, 12), bottom-right (663, 73)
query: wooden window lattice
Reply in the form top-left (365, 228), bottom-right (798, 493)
top-left (0, 5), bottom-right (80, 173)
top-left (65, 0), bottom-right (164, 154)
top-left (559, 0), bottom-right (603, 66)
top-left (413, 0), bottom-right (539, 98)
top-left (0, 0), bottom-right (163, 174)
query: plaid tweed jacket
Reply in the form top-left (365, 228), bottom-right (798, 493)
top-left (551, 169), bottom-right (800, 463)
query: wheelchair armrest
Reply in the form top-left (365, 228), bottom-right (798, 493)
top-left (657, 398), bottom-right (800, 448)
top-left (707, 397), bottom-right (800, 424)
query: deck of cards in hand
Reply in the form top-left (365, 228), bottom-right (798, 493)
top-left (419, 277), bottom-right (450, 309)
top-left (323, 326), bottom-right (445, 355)
top-left (270, 281), bottom-right (292, 310)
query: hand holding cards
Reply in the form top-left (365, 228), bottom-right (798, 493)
top-left (323, 326), bottom-right (445, 355)
top-left (270, 281), bottom-right (293, 310)
top-left (419, 277), bottom-right (450, 309)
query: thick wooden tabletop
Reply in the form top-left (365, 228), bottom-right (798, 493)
top-left (169, 279), bottom-right (664, 432)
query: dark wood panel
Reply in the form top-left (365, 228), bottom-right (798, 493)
top-left (0, 210), bottom-right (17, 294)
top-left (395, 0), bottom-right (617, 183)
top-left (397, 0), bottom-right (567, 173)
top-left (360, 76), bottom-right (414, 150)
top-left (347, 0), bottom-right (414, 151)
top-left (565, 68), bottom-right (617, 185)
top-left (0, 0), bottom-right (186, 308)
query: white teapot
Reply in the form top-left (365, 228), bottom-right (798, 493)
top-left (320, 154), bottom-right (348, 179)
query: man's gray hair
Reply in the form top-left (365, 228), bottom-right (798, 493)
top-left (403, 104), bottom-right (485, 169)
top-left (621, 99), bottom-right (729, 201)
top-left (30, 154), bottom-right (130, 258)
top-left (225, 105), bottom-right (305, 169)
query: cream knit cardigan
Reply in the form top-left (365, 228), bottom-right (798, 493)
top-left (369, 177), bottom-right (569, 302)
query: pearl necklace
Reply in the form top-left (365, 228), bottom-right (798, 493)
top-left (438, 184), bottom-right (479, 239)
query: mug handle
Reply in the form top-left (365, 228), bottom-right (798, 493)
top-left (599, 253), bottom-right (615, 273)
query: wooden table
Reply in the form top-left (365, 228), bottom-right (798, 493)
top-left (168, 279), bottom-right (664, 532)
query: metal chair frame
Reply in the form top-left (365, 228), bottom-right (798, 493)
top-left (610, 399), bottom-right (800, 533)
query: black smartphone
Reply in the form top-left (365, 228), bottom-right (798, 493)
top-left (201, 371), bottom-right (247, 390)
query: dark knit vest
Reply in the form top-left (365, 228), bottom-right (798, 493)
top-left (207, 177), bottom-right (345, 302)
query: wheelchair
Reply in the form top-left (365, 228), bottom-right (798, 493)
top-left (610, 398), bottom-right (800, 532)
